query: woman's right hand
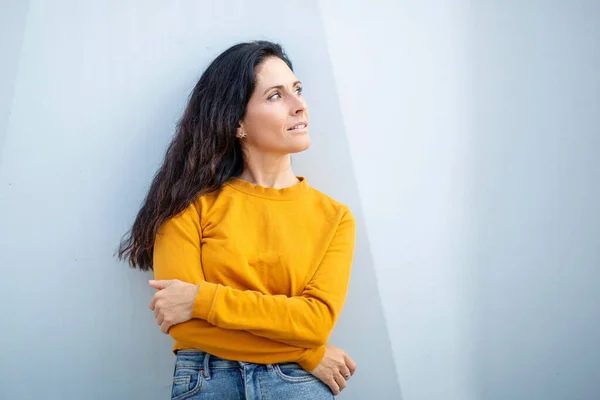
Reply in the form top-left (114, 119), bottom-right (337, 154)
top-left (310, 344), bottom-right (357, 395)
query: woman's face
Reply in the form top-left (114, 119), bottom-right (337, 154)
top-left (238, 56), bottom-right (310, 155)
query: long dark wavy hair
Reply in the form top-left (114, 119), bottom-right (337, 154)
top-left (117, 40), bottom-right (293, 271)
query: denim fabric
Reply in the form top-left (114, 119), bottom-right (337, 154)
top-left (171, 350), bottom-right (336, 400)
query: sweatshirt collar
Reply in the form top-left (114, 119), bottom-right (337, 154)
top-left (225, 176), bottom-right (310, 200)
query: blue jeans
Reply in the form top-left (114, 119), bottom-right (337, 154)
top-left (171, 350), bottom-right (336, 400)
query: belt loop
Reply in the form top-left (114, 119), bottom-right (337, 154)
top-left (202, 352), bottom-right (211, 380)
top-left (266, 363), bottom-right (274, 371)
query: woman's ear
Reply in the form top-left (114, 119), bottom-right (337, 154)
top-left (236, 124), bottom-right (247, 139)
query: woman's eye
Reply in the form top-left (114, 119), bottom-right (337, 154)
top-left (268, 87), bottom-right (302, 100)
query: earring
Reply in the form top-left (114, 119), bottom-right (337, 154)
top-left (238, 131), bottom-right (247, 139)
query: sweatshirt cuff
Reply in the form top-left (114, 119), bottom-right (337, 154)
top-left (297, 345), bottom-right (327, 371)
top-left (192, 281), bottom-right (219, 320)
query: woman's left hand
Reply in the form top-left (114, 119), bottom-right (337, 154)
top-left (148, 279), bottom-right (199, 334)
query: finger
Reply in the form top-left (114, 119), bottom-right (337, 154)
top-left (160, 320), bottom-right (171, 334)
top-left (153, 305), bottom-right (160, 319)
top-left (156, 313), bottom-right (164, 326)
top-left (148, 280), bottom-right (171, 290)
top-left (333, 373), bottom-right (347, 391)
top-left (339, 365), bottom-right (351, 380)
top-left (327, 378), bottom-right (341, 395)
top-left (149, 293), bottom-right (160, 310)
top-left (344, 354), bottom-right (357, 376)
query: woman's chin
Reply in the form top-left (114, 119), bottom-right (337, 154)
top-left (289, 135), bottom-right (311, 153)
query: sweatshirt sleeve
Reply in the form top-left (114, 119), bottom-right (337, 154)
top-left (194, 208), bottom-right (356, 350)
top-left (153, 202), bottom-right (326, 371)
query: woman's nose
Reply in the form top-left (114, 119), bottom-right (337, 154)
top-left (291, 96), bottom-right (308, 114)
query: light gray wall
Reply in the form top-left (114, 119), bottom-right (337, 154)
top-left (320, 0), bottom-right (600, 399)
top-left (0, 0), bottom-right (30, 166)
top-left (2, 1), bottom-right (598, 400)
top-left (319, 2), bottom-right (476, 398)
top-left (468, 2), bottom-right (600, 398)
top-left (0, 1), bottom-right (397, 399)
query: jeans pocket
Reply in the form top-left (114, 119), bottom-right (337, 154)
top-left (274, 363), bottom-right (319, 383)
top-left (171, 365), bottom-right (203, 400)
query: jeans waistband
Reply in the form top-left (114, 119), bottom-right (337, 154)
top-left (175, 350), bottom-right (274, 380)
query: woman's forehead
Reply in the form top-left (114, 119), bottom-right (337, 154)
top-left (255, 57), bottom-right (297, 87)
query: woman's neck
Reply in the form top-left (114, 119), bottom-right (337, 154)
top-left (238, 153), bottom-right (299, 189)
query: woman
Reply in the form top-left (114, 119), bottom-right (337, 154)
top-left (118, 40), bottom-right (357, 399)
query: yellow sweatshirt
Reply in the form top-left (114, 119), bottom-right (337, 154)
top-left (152, 177), bottom-right (356, 371)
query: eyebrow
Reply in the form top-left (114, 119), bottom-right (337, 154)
top-left (262, 81), bottom-right (302, 95)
